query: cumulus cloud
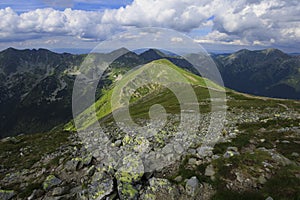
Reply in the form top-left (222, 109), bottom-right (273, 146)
top-left (0, 0), bottom-right (299, 50)
top-left (0, 7), bottom-right (116, 42)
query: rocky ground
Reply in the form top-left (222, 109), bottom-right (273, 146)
top-left (0, 99), bottom-right (300, 199)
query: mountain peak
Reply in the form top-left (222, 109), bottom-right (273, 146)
top-left (139, 48), bottom-right (166, 63)
top-left (109, 47), bottom-right (130, 55)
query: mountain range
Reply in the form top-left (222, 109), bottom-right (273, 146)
top-left (0, 47), bottom-right (299, 137)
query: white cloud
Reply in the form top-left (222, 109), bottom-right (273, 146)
top-left (171, 37), bottom-right (183, 43)
top-left (0, 0), bottom-right (299, 51)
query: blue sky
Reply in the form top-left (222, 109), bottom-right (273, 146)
top-left (0, 0), bottom-right (133, 12)
top-left (0, 0), bottom-right (299, 53)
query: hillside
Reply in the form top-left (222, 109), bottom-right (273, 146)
top-left (214, 48), bottom-right (300, 99)
top-left (65, 59), bottom-right (222, 131)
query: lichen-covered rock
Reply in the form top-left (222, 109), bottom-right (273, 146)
top-left (0, 190), bottom-right (15, 200)
top-left (118, 183), bottom-right (139, 200)
top-left (116, 155), bottom-right (144, 200)
top-left (43, 175), bottom-right (62, 191)
top-left (116, 155), bottom-right (144, 184)
top-left (88, 171), bottom-right (114, 200)
top-left (185, 176), bottom-right (201, 197)
top-left (140, 178), bottom-right (179, 200)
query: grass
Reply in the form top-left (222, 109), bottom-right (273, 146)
top-left (0, 131), bottom-right (72, 198)
top-left (65, 59), bottom-right (224, 130)
top-left (0, 131), bottom-right (70, 171)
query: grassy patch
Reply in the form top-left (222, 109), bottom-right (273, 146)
top-left (0, 131), bottom-right (70, 171)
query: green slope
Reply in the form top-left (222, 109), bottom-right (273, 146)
top-left (65, 59), bottom-right (223, 131)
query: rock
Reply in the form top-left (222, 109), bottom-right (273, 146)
top-left (28, 189), bottom-right (44, 200)
top-left (52, 186), bottom-right (69, 196)
top-left (188, 158), bottom-right (197, 165)
top-left (87, 165), bottom-right (96, 177)
top-left (116, 155), bottom-right (144, 200)
top-left (88, 172), bottom-right (114, 200)
top-left (117, 183), bottom-right (139, 200)
top-left (43, 175), bottom-right (62, 191)
top-left (140, 178), bottom-right (179, 200)
top-left (174, 176), bottom-right (183, 182)
top-left (82, 155), bottom-right (93, 166)
top-left (0, 190), bottom-right (15, 200)
top-left (291, 152), bottom-right (299, 157)
top-left (64, 159), bottom-right (79, 171)
top-left (235, 172), bottom-right (243, 183)
top-left (258, 175), bottom-right (267, 184)
top-left (115, 140), bottom-right (122, 147)
top-left (223, 147), bottom-right (240, 158)
top-left (116, 155), bottom-right (144, 184)
top-left (197, 146), bottom-right (213, 158)
top-left (205, 164), bottom-right (215, 177)
top-left (173, 143), bottom-right (184, 154)
top-left (212, 155), bottom-right (220, 160)
top-left (271, 153), bottom-right (292, 166)
top-left (265, 196), bottom-right (273, 200)
top-left (185, 176), bottom-right (201, 197)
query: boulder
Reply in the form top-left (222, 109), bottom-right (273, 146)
top-left (43, 175), bottom-right (62, 191)
top-left (0, 190), bottom-right (15, 200)
top-left (186, 176), bottom-right (201, 197)
top-left (140, 178), bottom-right (179, 200)
top-left (116, 155), bottom-right (144, 200)
top-left (88, 172), bottom-right (114, 200)
top-left (205, 164), bottom-right (215, 177)
top-left (52, 186), bottom-right (69, 196)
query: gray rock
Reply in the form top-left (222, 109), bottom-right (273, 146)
top-left (197, 146), bottom-right (213, 158)
top-left (43, 175), bottom-right (62, 191)
top-left (205, 164), bottom-right (215, 177)
top-left (186, 176), bottom-right (201, 197)
top-left (265, 196), bottom-right (273, 200)
top-left (140, 178), bottom-right (178, 200)
top-left (88, 172), bottom-right (114, 200)
top-left (117, 183), bottom-right (138, 200)
top-left (173, 143), bottom-right (184, 154)
top-left (223, 147), bottom-right (240, 158)
top-left (188, 158), bottom-right (197, 165)
top-left (0, 190), bottom-right (15, 200)
top-left (52, 186), bottom-right (69, 196)
top-left (82, 155), bottom-right (93, 166)
top-left (258, 175), bottom-right (267, 184)
top-left (64, 159), bottom-right (79, 171)
top-left (174, 176), bottom-right (183, 182)
top-left (87, 165), bottom-right (96, 177)
top-left (115, 140), bottom-right (122, 147)
top-left (291, 152), bottom-right (299, 157)
top-left (212, 155), bottom-right (220, 160)
top-left (281, 140), bottom-right (290, 144)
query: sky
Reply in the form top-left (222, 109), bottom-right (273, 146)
top-left (0, 0), bottom-right (299, 53)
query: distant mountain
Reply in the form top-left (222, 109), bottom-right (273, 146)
top-left (0, 48), bottom-right (84, 137)
top-left (214, 48), bottom-right (300, 99)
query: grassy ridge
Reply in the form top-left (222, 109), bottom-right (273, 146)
top-left (65, 59), bottom-right (223, 131)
